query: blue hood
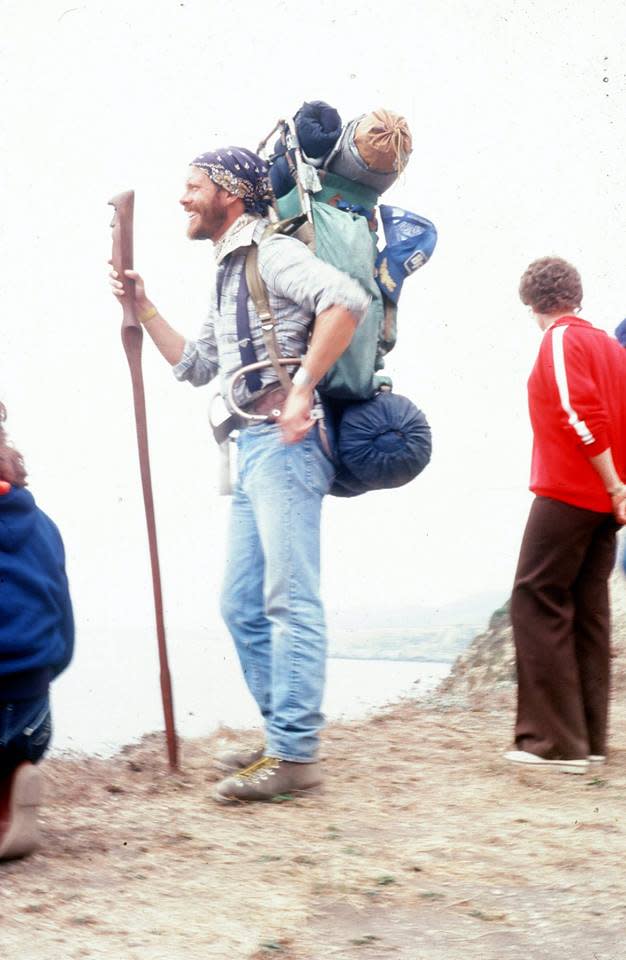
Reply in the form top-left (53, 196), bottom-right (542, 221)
top-left (0, 486), bottom-right (38, 551)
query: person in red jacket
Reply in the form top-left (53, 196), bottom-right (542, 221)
top-left (505, 257), bottom-right (626, 774)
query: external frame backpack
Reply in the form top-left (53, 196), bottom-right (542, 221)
top-left (218, 106), bottom-right (435, 497)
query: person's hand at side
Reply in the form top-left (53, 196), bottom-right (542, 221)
top-left (610, 484), bottom-right (626, 524)
top-left (279, 383), bottom-right (315, 445)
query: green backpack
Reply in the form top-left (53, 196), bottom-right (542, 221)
top-left (275, 173), bottom-right (397, 400)
top-left (220, 187), bottom-right (431, 501)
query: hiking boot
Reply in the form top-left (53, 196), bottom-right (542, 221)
top-left (503, 750), bottom-right (589, 775)
top-left (0, 763), bottom-right (43, 861)
top-left (213, 756), bottom-right (322, 804)
top-left (213, 745), bottom-right (265, 774)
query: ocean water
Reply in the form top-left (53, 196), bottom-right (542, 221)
top-left (49, 628), bottom-right (450, 757)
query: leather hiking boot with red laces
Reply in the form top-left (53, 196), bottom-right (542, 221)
top-left (0, 763), bottom-right (43, 861)
top-left (213, 745), bottom-right (265, 775)
top-left (213, 756), bottom-right (322, 803)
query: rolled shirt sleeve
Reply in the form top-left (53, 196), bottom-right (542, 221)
top-left (172, 222), bottom-right (370, 404)
top-left (172, 290), bottom-right (220, 387)
top-left (258, 233), bottom-right (371, 324)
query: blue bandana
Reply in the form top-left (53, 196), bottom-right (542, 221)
top-left (191, 147), bottom-right (274, 216)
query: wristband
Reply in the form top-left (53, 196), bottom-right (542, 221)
top-left (138, 305), bottom-right (158, 325)
top-left (292, 366), bottom-right (312, 389)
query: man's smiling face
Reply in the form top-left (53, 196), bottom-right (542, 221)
top-left (179, 167), bottom-right (231, 241)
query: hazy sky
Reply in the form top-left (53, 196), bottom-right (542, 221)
top-left (2, 0), bottom-right (625, 647)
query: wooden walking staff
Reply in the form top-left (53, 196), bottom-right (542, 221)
top-left (109, 190), bottom-right (179, 770)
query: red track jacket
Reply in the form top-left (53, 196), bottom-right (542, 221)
top-left (528, 316), bottom-right (626, 512)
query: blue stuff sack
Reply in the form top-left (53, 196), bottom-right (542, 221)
top-left (295, 101), bottom-right (342, 162)
top-left (375, 205), bottom-right (437, 304)
top-left (328, 392), bottom-right (432, 497)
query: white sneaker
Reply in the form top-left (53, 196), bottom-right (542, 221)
top-left (588, 755), bottom-right (606, 764)
top-left (503, 750), bottom-right (589, 775)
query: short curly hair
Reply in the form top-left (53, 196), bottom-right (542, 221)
top-left (519, 257), bottom-right (582, 315)
top-left (0, 402), bottom-right (27, 487)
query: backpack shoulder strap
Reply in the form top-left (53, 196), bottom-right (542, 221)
top-left (244, 215), bottom-right (307, 392)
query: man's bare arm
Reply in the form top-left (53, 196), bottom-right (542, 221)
top-left (279, 305), bottom-right (359, 445)
top-left (110, 267), bottom-right (185, 366)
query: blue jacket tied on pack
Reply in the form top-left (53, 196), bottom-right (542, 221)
top-left (0, 487), bottom-right (74, 701)
top-left (375, 205), bottom-right (438, 304)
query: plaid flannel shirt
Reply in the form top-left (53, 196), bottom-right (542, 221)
top-left (172, 215), bottom-right (370, 411)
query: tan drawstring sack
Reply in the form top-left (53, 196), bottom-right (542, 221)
top-left (353, 109), bottom-right (412, 174)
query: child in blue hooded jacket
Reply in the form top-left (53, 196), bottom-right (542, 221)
top-left (0, 402), bottom-right (74, 860)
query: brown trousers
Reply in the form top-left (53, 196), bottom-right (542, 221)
top-left (511, 496), bottom-right (618, 759)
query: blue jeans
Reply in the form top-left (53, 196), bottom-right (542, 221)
top-left (0, 694), bottom-right (51, 779)
top-left (220, 422), bottom-right (335, 762)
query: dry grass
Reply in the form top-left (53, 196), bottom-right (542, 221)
top-left (3, 571), bottom-right (625, 958)
top-left (2, 687), bottom-right (626, 959)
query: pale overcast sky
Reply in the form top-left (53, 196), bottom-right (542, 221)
top-left (2, 0), bottom-right (625, 642)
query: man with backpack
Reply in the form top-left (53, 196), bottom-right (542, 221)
top-left (110, 147), bottom-right (369, 802)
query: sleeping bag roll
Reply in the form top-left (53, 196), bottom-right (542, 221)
top-left (269, 100), bottom-right (342, 197)
top-left (295, 100), bottom-right (342, 162)
top-left (330, 392), bottom-right (432, 497)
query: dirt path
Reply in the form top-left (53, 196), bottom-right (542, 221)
top-left (2, 692), bottom-right (625, 960)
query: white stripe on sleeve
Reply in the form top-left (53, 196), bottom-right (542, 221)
top-left (551, 325), bottom-right (595, 445)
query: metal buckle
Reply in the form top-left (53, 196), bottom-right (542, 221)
top-left (226, 357), bottom-right (302, 423)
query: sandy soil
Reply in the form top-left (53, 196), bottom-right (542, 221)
top-left (1, 687), bottom-right (625, 960)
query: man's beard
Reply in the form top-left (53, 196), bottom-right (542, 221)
top-left (189, 205), bottom-right (227, 241)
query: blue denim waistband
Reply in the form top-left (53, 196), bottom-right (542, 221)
top-left (0, 667), bottom-right (52, 703)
